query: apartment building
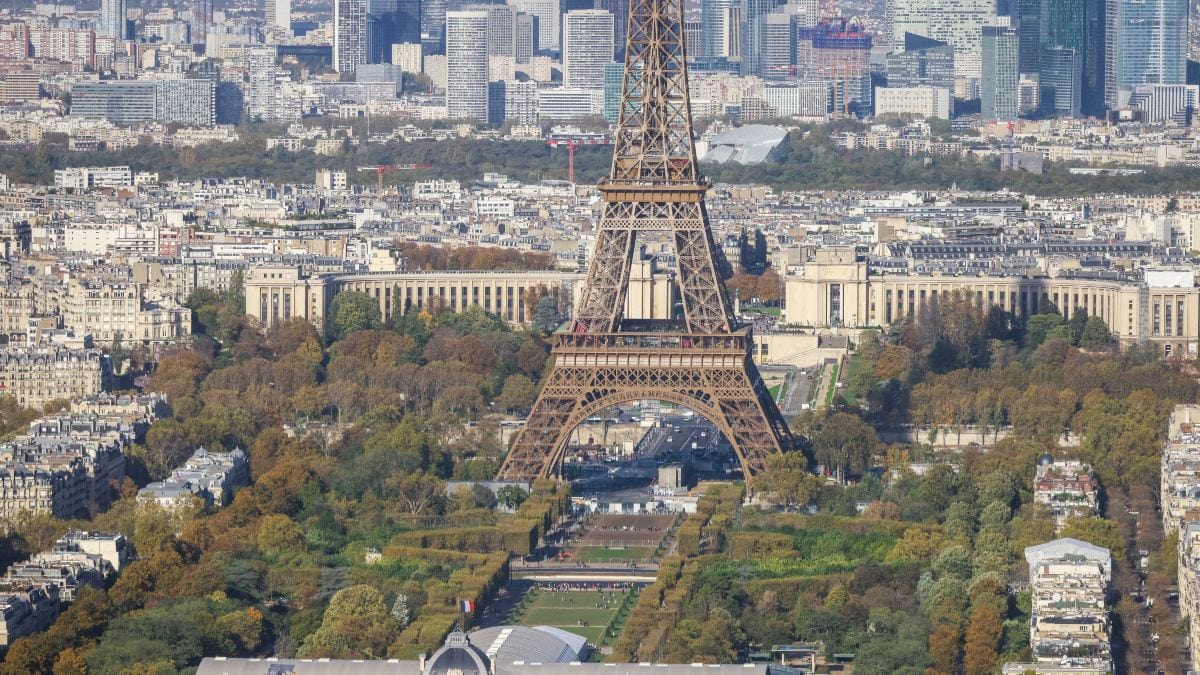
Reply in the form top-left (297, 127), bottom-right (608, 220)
top-left (1161, 405), bottom-right (1200, 535)
top-left (138, 446), bottom-right (249, 508)
top-left (0, 402), bottom-right (162, 523)
top-left (0, 586), bottom-right (58, 650)
top-left (0, 347), bottom-right (109, 409)
top-left (1161, 405), bottom-right (1200, 668)
top-left (1033, 457), bottom-right (1100, 532)
top-left (2, 531), bottom-right (128, 602)
top-left (1022, 538), bottom-right (1113, 673)
top-left (60, 278), bottom-right (191, 347)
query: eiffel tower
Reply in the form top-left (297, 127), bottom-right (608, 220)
top-left (496, 0), bottom-right (794, 481)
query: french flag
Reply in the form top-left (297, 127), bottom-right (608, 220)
top-left (461, 599), bottom-right (475, 613)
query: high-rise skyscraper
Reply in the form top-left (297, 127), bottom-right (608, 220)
top-left (368, 0), bottom-right (422, 63)
top-left (741, 0), bottom-right (786, 76)
top-left (245, 46), bottom-right (278, 122)
top-left (191, 0), bottom-right (212, 43)
top-left (508, 0), bottom-right (559, 51)
top-left (1105, 0), bottom-right (1187, 109)
top-left (1039, 0), bottom-right (1085, 117)
top-left (594, 0), bottom-right (630, 59)
top-left (1040, 45), bottom-right (1081, 116)
top-left (100, 0), bottom-right (126, 40)
top-left (563, 9), bottom-right (614, 88)
top-left (887, 0), bottom-right (997, 79)
top-left (477, 4), bottom-right (517, 59)
top-left (759, 12), bottom-right (794, 79)
top-left (602, 61), bottom-right (624, 121)
top-left (422, 0), bottom-right (449, 53)
top-left (1081, 0), bottom-right (1105, 115)
top-left (265, 0), bottom-right (292, 31)
top-left (334, 0), bottom-right (369, 73)
top-left (1014, 0), bottom-right (1040, 74)
top-left (446, 9), bottom-right (489, 120)
top-left (701, 0), bottom-right (739, 61)
top-left (885, 33), bottom-right (955, 88)
top-left (796, 18), bottom-right (873, 113)
top-left (514, 12), bottom-right (535, 62)
top-left (981, 22), bottom-right (1019, 119)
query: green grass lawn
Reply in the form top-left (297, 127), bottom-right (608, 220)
top-left (573, 546), bottom-right (655, 562)
top-left (768, 384), bottom-right (781, 399)
top-left (512, 590), bottom-right (629, 644)
top-left (823, 364), bottom-right (840, 406)
top-left (841, 352), bottom-right (862, 405)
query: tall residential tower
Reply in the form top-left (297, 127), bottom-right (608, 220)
top-left (446, 9), bottom-right (490, 121)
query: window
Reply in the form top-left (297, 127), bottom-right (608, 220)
top-left (829, 284), bottom-right (842, 325)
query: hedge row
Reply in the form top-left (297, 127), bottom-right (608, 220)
top-left (386, 548), bottom-right (509, 657)
top-left (726, 531), bottom-right (796, 559)
top-left (610, 485), bottom-right (745, 661)
top-left (386, 482), bottom-right (572, 556)
top-left (737, 511), bottom-right (921, 538)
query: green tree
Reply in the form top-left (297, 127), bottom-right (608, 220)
top-left (1024, 313), bottom-right (1066, 349)
top-left (497, 374), bottom-right (537, 411)
top-left (812, 412), bottom-right (879, 484)
top-left (1079, 316), bottom-right (1112, 350)
top-left (299, 585), bottom-right (401, 658)
top-left (532, 296), bottom-right (561, 332)
top-left (1068, 308), bottom-right (1088, 345)
top-left (752, 452), bottom-right (821, 509)
top-left (1059, 518), bottom-right (1125, 561)
top-left (328, 291), bottom-right (382, 339)
top-left (496, 484), bottom-right (529, 510)
top-left (852, 608), bottom-right (932, 675)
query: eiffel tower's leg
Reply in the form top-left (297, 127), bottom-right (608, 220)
top-left (572, 215), bottom-right (635, 333)
top-left (707, 361), bottom-right (795, 477)
top-left (673, 202), bottom-right (733, 334)
top-left (497, 364), bottom-right (590, 480)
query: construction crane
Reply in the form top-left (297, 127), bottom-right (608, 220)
top-left (546, 130), bottom-right (613, 184)
top-left (357, 163), bottom-right (434, 191)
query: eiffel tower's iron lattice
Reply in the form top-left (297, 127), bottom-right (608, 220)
top-left (496, 0), bottom-right (794, 481)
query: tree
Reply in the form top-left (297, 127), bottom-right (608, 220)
top-left (1079, 316), bottom-right (1112, 350)
top-left (328, 291), bottom-right (382, 338)
top-left (887, 527), bottom-right (945, 563)
top-left (1024, 313), bottom-right (1065, 349)
top-left (496, 484), bottom-right (529, 510)
top-left (962, 604), bottom-right (1002, 675)
top-left (497, 374), bottom-right (537, 412)
top-left (1068, 308), bottom-right (1088, 345)
top-left (385, 471), bottom-right (447, 515)
top-left (1059, 517), bottom-right (1125, 561)
top-left (299, 585), bottom-right (401, 658)
top-left (257, 514), bottom-right (305, 558)
top-left (812, 412), bottom-right (880, 483)
top-left (874, 345), bottom-right (914, 380)
top-left (532, 296), bottom-right (561, 332)
top-left (752, 452), bottom-right (821, 509)
top-left (928, 623), bottom-right (960, 674)
top-left (52, 647), bottom-right (89, 675)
